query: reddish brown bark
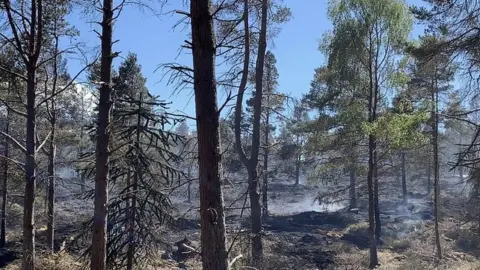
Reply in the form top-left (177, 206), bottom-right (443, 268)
top-left (191, 0), bottom-right (229, 268)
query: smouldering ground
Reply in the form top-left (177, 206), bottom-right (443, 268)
top-left (1, 172), bottom-right (480, 269)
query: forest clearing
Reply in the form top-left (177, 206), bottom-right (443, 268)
top-left (1, 0), bottom-right (480, 269)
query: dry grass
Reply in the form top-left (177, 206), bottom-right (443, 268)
top-left (4, 252), bottom-right (83, 270)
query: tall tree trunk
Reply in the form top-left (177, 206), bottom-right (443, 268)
top-left (0, 81), bottom-right (10, 248)
top-left (190, 0), bottom-right (228, 269)
top-left (433, 79), bottom-right (442, 260)
top-left (47, 30), bottom-right (59, 253)
top-left (401, 152), bottom-right (407, 204)
top-left (23, 66), bottom-right (37, 270)
top-left (367, 34), bottom-right (378, 268)
top-left (367, 134), bottom-right (378, 268)
top-left (262, 108), bottom-right (270, 219)
top-left (3, 0), bottom-right (43, 267)
top-left (233, 0), bottom-right (265, 267)
top-left (248, 1), bottom-right (268, 267)
top-left (349, 161), bottom-right (356, 209)
top-left (91, 0), bottom-right (114, 268)
top-left (373, 81), bottom-right (381, 244)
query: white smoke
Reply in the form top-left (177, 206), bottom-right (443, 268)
top-left (269, 195), bottom-right (346, 215)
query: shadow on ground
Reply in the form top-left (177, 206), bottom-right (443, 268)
top-left (0, 242), bottom-right (20, 268)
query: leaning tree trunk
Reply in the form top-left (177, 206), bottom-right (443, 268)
top-left (401, 152), bottom-right (407, 205)
top-left (0, 81), bottom-right (10, 248)
top-left (91, 0), bottom-right (114, 268)
top-left (190, 0), bottom-right (229, 269)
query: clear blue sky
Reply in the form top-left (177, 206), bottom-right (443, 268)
top-left (67, 0), bottom-right (425, 128)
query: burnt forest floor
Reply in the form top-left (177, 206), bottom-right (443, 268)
top-left (1, 173), bottom-right (480, 269)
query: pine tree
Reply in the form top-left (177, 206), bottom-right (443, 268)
top-left (77, 55), bottom-right (182, 269)
top-left (324, 1), bottom-right (412, 267)
top-left (408, 34), bottom-right (456, 260)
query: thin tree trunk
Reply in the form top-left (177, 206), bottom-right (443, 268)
top-left (126, 93), bottom-right (142, 270)
top-left (46, 125), bottom-right (56, 252)
top-left (125, 171), bottom-right (131, 266)
top-left (459, 156), bottom-right (464, 182)
top-left (295, 156), bottom-right (300, 185)
top-left (262, 109), bottom-right (270, 219)
top-left (187, 166), bottom-right (192, 203)
top-left (80, 113), bottom-right (85, 193)
top-left (126, 169), bottom-right (137, 270)
top-left (91, 0), bottom-right (114, 268)
top-left (391, 157), bottom-right (400, 184)
top-left (0, 81), bottom-right (10, 248)
top-left (374, 151), bottom-right (381, 241)
top-left (373, 75), bottom-right (381, 244)
top-left (190, 0), bottom-right (228, 269)
top-left (295, 135), bottom-right (301, 186)
top-left (433, 78), bottom-right (442, 260)
top-left (79, 86), bottom-right (86, 193)
top-left (349, 161), bottom-right (356, 209)
top-left (427, 158), bottom-right (431, 195)
top-left (402, 152), bottom-right (407, 205)
top-left (46, 28), bottom-right (60, 253)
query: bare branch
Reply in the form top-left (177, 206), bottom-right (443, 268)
top-left (36, 130), bottom-right (52, 154)
top-left (0, 131), bottom-right (26, 153)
